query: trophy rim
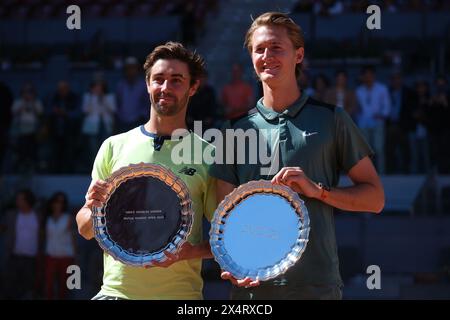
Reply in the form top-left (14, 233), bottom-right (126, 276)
top-left (209, 180), bottom-right (310, 281)
top-left (92, 162), bottom-right (194, 267)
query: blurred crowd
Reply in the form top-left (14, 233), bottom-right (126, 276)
top-left (0, 59), bottom-right (254, 175)
top-left (0, 0), bottom-right (449, 301)
top-left (5, 0), bottom-right (448, 20)
top-left (1, 0), bottom-right (219, 21)
top-left (0, 189), bottom-right (103, 300)
top-left (1, 62), bottom-right (449, 299)
top-left (300, 67), bottom-right (450, 174)
top-left (293, 0), bottom-right (450, 15)
top-left (1, 61), bottom-right (449, 176)
top-left (1, 1), bottom-right (221, 71)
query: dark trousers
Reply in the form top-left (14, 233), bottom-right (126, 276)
top-left (231, 284), bottom-right (343, 300)
top-left (16, 134), bottom-right (36, 172)
top-left (385, 123), bottom-right (409, 173)
top-left (4, 255), bottom-right (37, 299)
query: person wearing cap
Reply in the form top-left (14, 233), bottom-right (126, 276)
top-left (115, 56), bottom-right (149, 133)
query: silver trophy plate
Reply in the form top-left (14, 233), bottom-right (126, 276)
top-left (92, 163), bottom-right (193, 267)
top-left (210, 180), bottom-right (310, 281)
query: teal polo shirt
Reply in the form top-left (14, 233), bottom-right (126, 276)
top-left (209, 93), bottom-right (373, 288)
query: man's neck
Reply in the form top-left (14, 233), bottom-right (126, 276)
top-left (262, 81), bottom-right (301, 112)
top-left (365, 82), bottom-right (375, 89)
top-left (19, 208), bottom-right (33, 214)
top-left (145, 110), bottom-right (188, 136)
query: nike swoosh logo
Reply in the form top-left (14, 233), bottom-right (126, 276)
top-left (303, 132), bottom-right (318, 137)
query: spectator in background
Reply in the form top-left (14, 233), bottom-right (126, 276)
top-left (356, 66), bottom-right (391, 174)
top-left (384, 0), bottom-right (399, 12)
top-left (44, 192), bottom-right (76, 300)
top-left (408, 80), bottom-right (431, 174)
top-left (312, 73), bottom-right (330, 102)
top-left (115, 57), bottom-right (148, 134)
top-left (314, 0), bottom-right (344, 16)
top-left (49, 81), bottom-right (80, 173)
top-left (10, 83), bottom-right (44, 173)
top-left (187, 72), bottom-right (220, 133)
top-left (351, 0), bottom-right (370, 12)
top-left (2, 189), bottom-right (43, 299)
top-left (180, 1), bottom-right (197, 46)
top-left (325, 70), bottom-right (358, 119)
top-left (386, 71), bottom-right (414, 173)
top-left (329, 0), bottom-right (345, 15)
top-left (221, 63), bottom-right (254, 120)
top-left (292, 0), bottom-right (314, 13)
top-left (410, 0), bottom-right (427, 11)
top-left (298, 69), bottom-right (315, 97)
top-left (0, 81), bottom-right (13, 171)
top-left (195, 0), bottom-right (219, 36)
top-left (326, 0), bottom-right (345, 15)
top-left (81, 79), bottom-right (116, 170)
top-left (428, 75), bottom-right (450, 173)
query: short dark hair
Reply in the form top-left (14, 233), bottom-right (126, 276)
top-left (361, 65), bottom-right (376, 74)
top-left (48, 191), bottom-right (68, 213)
top-left (143, 41), bottom-right (206, 85)
top-left (90, 79), bottom-right (108, 93)
top-left (16, 189), bottom-right (36, 207)
top-left (335, 69), bottom-right (347, 77)
top-left (435, 74), bottom-right (448, 84)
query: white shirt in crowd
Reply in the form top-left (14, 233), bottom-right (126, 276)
top-left (81, 93), bottom-right (116, 135)
top-left (14, 211), bottom-right (39, 257)
top-left (11, 99), bottom-right (44, 135)
top-left (356, 82), bottom-right (391, 129)
top-left (46, 213), bottom-right (75, 258)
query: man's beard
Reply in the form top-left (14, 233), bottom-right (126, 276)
top-left (152, 91), bottom-right (189, 117)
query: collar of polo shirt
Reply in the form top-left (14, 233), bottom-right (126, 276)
top-left (256, 92), bottom-right (309, 120)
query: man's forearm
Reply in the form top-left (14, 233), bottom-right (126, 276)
top-left (317, 183), bottom-right (384, 213)
top-left (76, 206), bottom-right (95, 240)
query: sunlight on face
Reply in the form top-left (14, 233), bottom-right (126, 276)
top-left (251, 26), bottom-right (303, 85)
top-left (147, 59), bottom-right (196, 117)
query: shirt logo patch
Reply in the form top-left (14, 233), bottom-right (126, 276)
top-left (179, 167), bottom-right (197, 176)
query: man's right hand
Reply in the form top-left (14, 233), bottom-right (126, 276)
top-left (84, 180), bottom-right (110, 209)
top-left (220, 271), bottom-right (260, 288)
top-left (77, 179), bottom-right (110, 240)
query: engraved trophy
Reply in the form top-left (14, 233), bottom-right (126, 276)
top-left (210, 180), bottom-right (310, 281)
top-left (92, 163), bottom-right (193, 267)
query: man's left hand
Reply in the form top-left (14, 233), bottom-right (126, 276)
top-left (271, 167), bottom-right (321, 199)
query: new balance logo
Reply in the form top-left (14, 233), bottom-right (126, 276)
top-left (179, 167), bottom-right (196, 176)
